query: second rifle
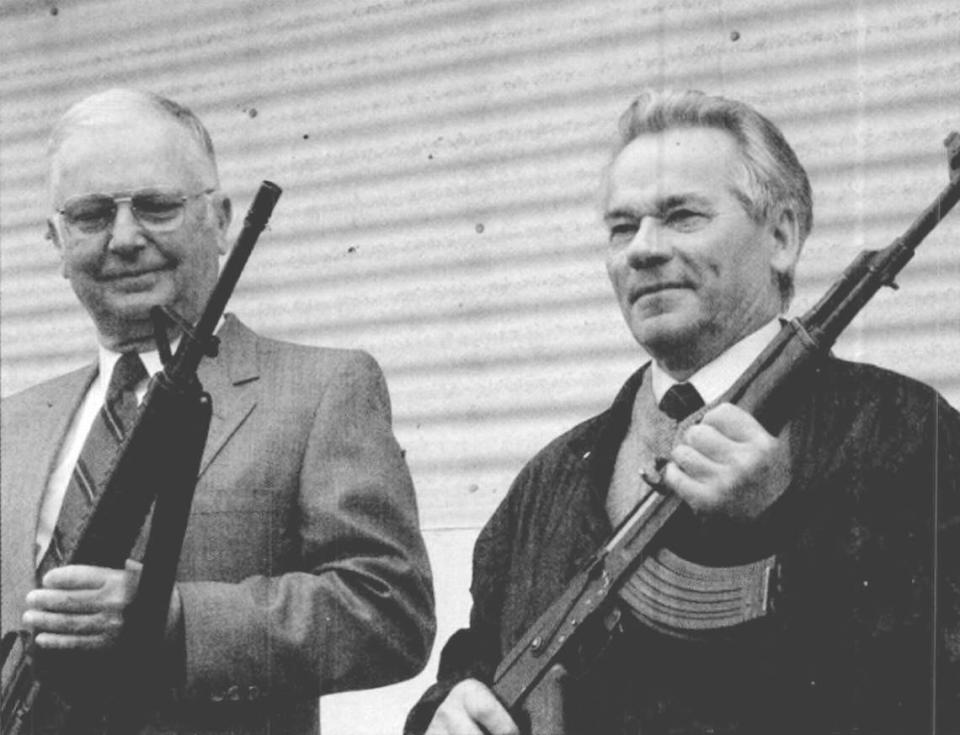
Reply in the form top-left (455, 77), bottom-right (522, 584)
top-left (491, 133), bottom-right (960, 731)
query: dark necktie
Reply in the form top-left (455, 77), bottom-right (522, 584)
top-left (37, 352), bottom-right (148, 580)
top-left (658, 382), bottom-right (704, 422)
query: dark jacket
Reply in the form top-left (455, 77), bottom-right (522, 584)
top-left (407, 357), bottom-right (960, 735)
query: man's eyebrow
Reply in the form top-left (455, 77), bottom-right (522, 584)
top-left (603, 206), bottom-right (641, 223)
top-left (603, 193), bottom-right (713, 223)
top-left (660, 193), bottom-right (713, 209)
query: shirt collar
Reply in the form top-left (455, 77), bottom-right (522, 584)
top-left (94, 316), bottom-right (226, 395)
top-left (650, 319), bottom-right (782, 405)
top-left (96, 338), bottom-right (180, 399)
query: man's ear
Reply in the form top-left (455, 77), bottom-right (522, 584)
top-left (213, 193), bottom-right (232, 255)
top-left (769, 206), bottom-right (802, 279)
top-left (46, 218), bottom-right (68, 278)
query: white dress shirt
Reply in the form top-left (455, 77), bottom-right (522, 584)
top-left (34, 345), bottom-right (167, 567)
top-left (650, 319), bottom-right (783, 405)
top-left (607, 319), bottom-right (783, 525)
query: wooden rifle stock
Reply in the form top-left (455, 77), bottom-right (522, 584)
top-left (491, 134), bottom-right (960, 728)
top-left (0, 181), bottom-right (282, 735)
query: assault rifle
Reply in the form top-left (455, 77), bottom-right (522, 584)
top-left (491, 134), bottom-right (960, 733)
top-left (0, 181), bottom-right (282, 735)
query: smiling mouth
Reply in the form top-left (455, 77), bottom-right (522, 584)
top-left (630, 283), bottom-right (689, 302)
top-left (100, 265), bottom-right (171, 282)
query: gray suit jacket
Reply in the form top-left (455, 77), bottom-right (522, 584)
top-left (1, 315), bottom-right (435, 734)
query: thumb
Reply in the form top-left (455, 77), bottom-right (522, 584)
top-left (124, 558), bottom-right (144, 587)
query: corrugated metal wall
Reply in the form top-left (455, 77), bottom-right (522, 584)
top-left (2, 1), bottom-right (959, 732)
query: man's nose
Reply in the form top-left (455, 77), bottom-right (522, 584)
top-left (625, 218), bottom-right (670, 267)
top-left (107, 202), bottom-right (147, 252)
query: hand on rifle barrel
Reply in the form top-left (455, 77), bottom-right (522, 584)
top-left (426, 679), bottom-right (519, 735)
top-left (22, 560), bottom-right (181, 651)
top-left (662, 403), bottom-right (792, 520)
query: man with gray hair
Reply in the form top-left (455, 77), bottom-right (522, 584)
top-left (405, 89), bottom-right (959, 734)
top-left (1, 88), bottom-right (435, 734)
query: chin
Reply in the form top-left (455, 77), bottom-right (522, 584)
top-left (94, 319), bottom-right (159, 352)
top-left (109, 281), bottom-right (178, 312)
top-left (88, 294), bottom-right (167, 336)
top-left (628, 309), bottom-right (700, 348)
top-left (109, 299), bottom-right (165, 321)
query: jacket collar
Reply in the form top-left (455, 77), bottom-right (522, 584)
top-left (582, 363), bottom-right (650, 501)
top-left (549, 364), bottom-right (650, 568)
top-left (194, 313), bottom-right (260, 475)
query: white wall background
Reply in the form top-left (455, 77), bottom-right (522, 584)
top-left (2, 1), bottom-right (958, 732)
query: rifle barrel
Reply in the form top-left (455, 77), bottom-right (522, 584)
top-left (174, 181), bottom-right (282, 380)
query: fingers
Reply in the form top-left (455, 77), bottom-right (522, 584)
top-left (669, 432), bottom-right (722, 481)
top-left (680, 405), bottom-right (775, 462)
top-left (40, 564), bottom-right (122, 590)
top-left (26, 584), bottom-right (125, 614)
top-left (425, 706), bottom-right (486, 735)
top-left (697, 402), bottom-right (771, 443)
top-left (663, 403), bottom-right (788, 518)
top-left (426, 679), bottom-right (519, 735)
top-left (30, 565), bottom-right (138, 610)
top-left (23, 563), bottom-right (140, 652)
top-left (23, 612), bottom-right (122, 650)
top-left (673, 404), bottom-right (775, 469)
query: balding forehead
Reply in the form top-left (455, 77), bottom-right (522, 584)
top-left (48, 122), bottom-right (218, 208)
top-left (47, 90), bottom-right (219, 196)
top-left (60, 89), bottom-right (157, 124)
top-left (48, 89), bottom-right (217, 172)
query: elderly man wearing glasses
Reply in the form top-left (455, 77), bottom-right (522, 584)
top-left (1, 88), bottom-right (435, 735)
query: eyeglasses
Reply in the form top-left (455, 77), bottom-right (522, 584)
top-left (57, 187), bottom-right (216, 236)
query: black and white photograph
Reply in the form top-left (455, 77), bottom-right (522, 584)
top-left (1, 2), bottom-right (958, 733)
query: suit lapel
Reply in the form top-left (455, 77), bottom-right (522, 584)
top-left (23, 367), bottom-right (97, 530)
top-left (1, 365), bottom-right (94, 629)
top-left (195, 315), bottom-right (260, 476)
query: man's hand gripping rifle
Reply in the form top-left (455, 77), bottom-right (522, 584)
top-left (1, 182), bottom-right (282, 735)
top-left (491, 134), bottom-right (960, 734)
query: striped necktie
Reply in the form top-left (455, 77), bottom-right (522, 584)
top-left (37, 352), bottom-right (148, 580)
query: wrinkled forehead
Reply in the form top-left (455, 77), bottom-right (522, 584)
top-left (603, 127), bottom-right (745, 210)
